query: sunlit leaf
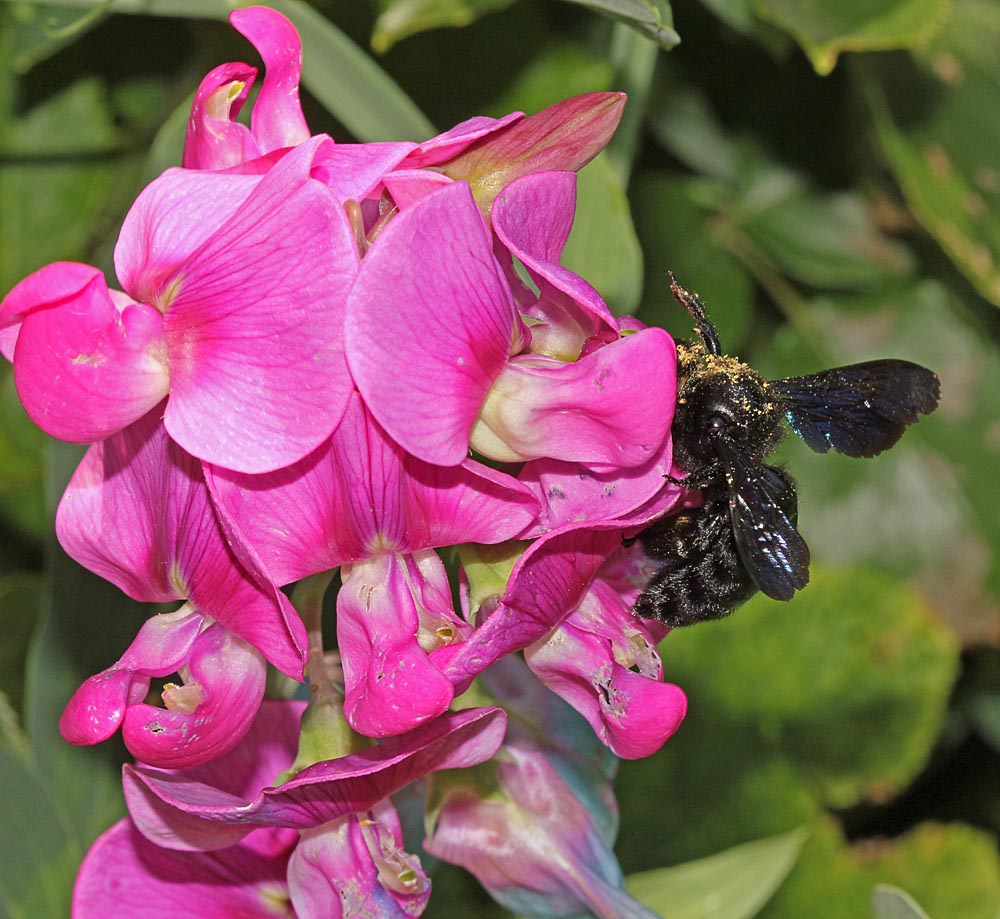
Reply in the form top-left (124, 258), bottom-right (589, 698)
top-left (755, 0), bottom-right (950, 75)
top-left (626, 828), bottom-right (807, 919)
top-left (565, 0), bottom-right (679, 49)
top-left (872, 885), bottom-right (931, 919)
top-left (868, 0), bottom-right (1000, 307)
top-left (373, 0), bottom-right (514, 53)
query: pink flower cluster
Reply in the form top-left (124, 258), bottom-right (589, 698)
top-left (1, 7), bottom-right (688, 918)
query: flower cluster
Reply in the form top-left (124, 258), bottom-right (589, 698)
top-left (1, 7), bottom-right (688, 917)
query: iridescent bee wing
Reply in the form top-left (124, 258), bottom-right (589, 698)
top-left (714, 440), bottom-right (810, 601)
top-left (771, 359), bottom-right (940, 458)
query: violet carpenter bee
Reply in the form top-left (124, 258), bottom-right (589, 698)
top-left (633, 274), bottom-right (941, 627)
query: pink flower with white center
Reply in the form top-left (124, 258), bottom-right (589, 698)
top-left (81, 702), bottom-right (507, 919)
top-left (0, 136), bottom-right (356, 473)
top-left (206, 390), bottom-right (539, 736)
top-left (60, 606), bottom-right (267, 769)
top-left (345, 177), bottom-right (675, 469)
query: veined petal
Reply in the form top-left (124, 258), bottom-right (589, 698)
top-left (346, 181), bottom-right (519, 466)
top-left (163, 137), bottom-right (357, 473)
top-left (401, 112), bottom-right (524, 168)
top-left (526, 578), bottom-right (687, 760)
top-left (444, 525), bottom-right (623, 690)
top-left (206, 392), bottom-right (538, 583)
top-left (338, 555), bottom-right (455, 736)
top-left (381, 169), bottom-right (452, 210)
top-left (121, 623), bottom-right (267, 768)
top-left (7, 267), bottom-right (168, 443)
top-left (230, 7), bottom-right (311, 154)
top-left (471, 327), bottom-right (676, 466)
top-left (289, 806), bottom-right (430, 919)
top-left (312, 142), bottom-right (416, 204)
top-left (123, 706), bottom-right (506, 849)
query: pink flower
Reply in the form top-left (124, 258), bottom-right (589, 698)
top-left (207, 390), bottom-right (538, 735)
top-left (345, 177), bottom-right (675, 469)
top-left (1, 137), bottom-right (356, 473)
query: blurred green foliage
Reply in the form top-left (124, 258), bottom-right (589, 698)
top-left (1, 0), bottom-right (998, 916)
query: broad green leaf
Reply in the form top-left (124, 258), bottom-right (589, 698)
top-left (755, 0), bottom-right (950, 75)
top-left (0, 746), bottom-right (80, 919)
top-left (5, 1), bottom-right (108, 72)
top-left (664, 566), bottom-right (960, 808)
top-left (373, 0), bottom-right (514, 53)
top-left (868, 0), bottom-right (1000, 307)
top-left (563, 151), bottom-right (644, 315)
top-left (566, 0), bottom-right (679, 49)
top-left (11, 0), bottom-right (434, 141)
top-left (626, 828), bottom-right (807, 919)
top-left (872, 885), bottom-right (931, 919)
top-left (0, 572), bottom-right (43, 716)
top-left (0, 371), bottom-right (46, 540)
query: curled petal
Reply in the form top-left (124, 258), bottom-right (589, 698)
top-left (120, 622), bottom-right (267, 769)
top-left (346, 181), bottom-right (519, 466)
top-left (289, 804), bottom-right (430, 919)
top-left (123, 706), bottom-right (507, 850)
top-left (59, 608), bottom-right (204, 747)
top-left (338, 555), bottom-right (455, 736)
top-left (6, 267), bottom-right (168, 443)
top-left (230, 6), bottom-right (311, 154)
top-left (471, 327), bottom-right (676, 466)
top-left (73, 819), bottom-right (297, 919)
top-left (183, 62), bottom-right (259, 170)
top-left (525, 579), bottom-right (687, 759)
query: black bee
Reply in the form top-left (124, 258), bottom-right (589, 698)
top-left (633, 274), bottom-right (941, 627)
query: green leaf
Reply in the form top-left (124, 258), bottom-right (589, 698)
top-left (563, 0), bottom-right (679, 50)
top-left (5, 1), bottom-right (109, 72)
top-left (0, 573), bottom-right (43, 716)
top-left (11, 0), bottom-right (434, 141)
top-left (872, 885), bottom-right (931, 919)
top-left (0, 746), bottom-right (80, 919)
top-left (867, 0), bottom-right (1000, 307)
top-left (563, 151), bottom-right (644, 315)
top-left (373, 0), bottom-right (515, 53)
top-left (755, 0), bottom-right (950, 75)
top-left (626, 828), bottom-right (808, 919)
top-left (0, 371), bottom-right (46, 541)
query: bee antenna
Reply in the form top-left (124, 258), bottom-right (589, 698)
top-left (668, 271), bottom-right (723, 356)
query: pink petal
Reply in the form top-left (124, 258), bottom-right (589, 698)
top-left (123, 706), bottom-right (507, 849)
top-left (183, 62), bottom-right (259, 170)
top-left (472, 327), bottom-right (676, 465)
top-left (444, 525), bottom-right (623, 690)
top-left (59, 608), bottom-right (204, 746)
top-left (162, 137), bottom-right (357, 472)
top-left (73, 819), bottom-right (296, 919)
top-left (338, 555), bottom-right (455, 736)
top-left (56, 411), bottom-right (308, 678)
top-left (312, 142), bottom-right (417, 204)
top-left (401, 112), bottom-right (524, 168)
top-left (8, 269), bottom-right (168, 443)
top-left (346, 181), bottom-right (519, 466)
top-left (230, 6), bottom-right (311, 154)
top-left (289, 806), bottom-right (430, 919)
top-left (121, 623), bottom-right (267, 768)
top-left (381, 168), bottom-right (453, 210)
top-left (525, 579), bottom-right (687, 759)
top-left (206, 392), bottom-right (538, 584)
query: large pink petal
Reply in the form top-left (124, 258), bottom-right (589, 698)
top-left (230, 6), bottom-right (311, 154)
top-left (346, 181), bottom-right (519, 466)
top-left (207, 391), bottom-right (538, 583)
top-left (123, 706), bottom-right (507, 850)
top-left (163, 137), bottom-right (357, 472)
top-left (8, 269), bottom-right (168, 443)
top-left (120, 623), bottom-right (267, 769)
top-left (472, 327), bottom-right (676, 466)
top-left (73, 819), bottom-right (296, 919)
top-left (338, 555), bottom-right (455, 736)
top-left (56, 411), bottom-right (307, 677)
top-left (312, 142), bottom-right (416, 204)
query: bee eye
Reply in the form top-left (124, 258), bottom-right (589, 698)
top-left (707, 415), bottom-right (728, 434)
